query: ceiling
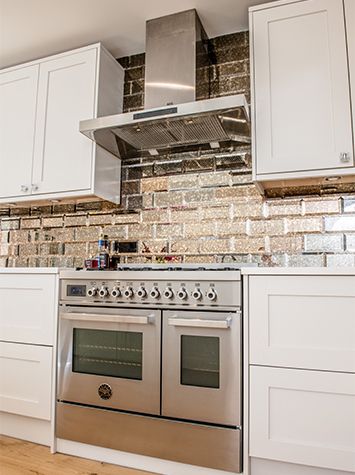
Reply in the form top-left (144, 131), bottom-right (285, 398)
top-left (0, 0), bottom-right (274, 69)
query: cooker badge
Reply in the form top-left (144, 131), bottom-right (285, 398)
top-left (98, 383), bottom-right (112, 400)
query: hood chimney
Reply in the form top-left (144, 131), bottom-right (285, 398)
top-left (144, 9), bottom-right (209, 109)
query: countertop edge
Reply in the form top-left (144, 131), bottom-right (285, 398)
top-left (241, 267), bottom-right (355, 276)
top-left (0, 267), bottom-right (63, 274)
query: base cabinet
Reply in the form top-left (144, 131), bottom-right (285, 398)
top-left (250, 458), bottom-right (355, 475)
top-left (250, 366), bottom-right (355, 473)
top-left (0, 272), bottom-right (57, 345)
top-left (249, 275), bottom-right (355, 373)
top-left (0, 269), bottom-right (59, 448)
top-left (0, 43), bottom-right (124, 205)
top-left (0, 342), bottom-right (52, 420)
top-left (246, 270), bottom-right (355, 475)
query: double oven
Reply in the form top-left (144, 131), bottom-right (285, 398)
top-left (57, 264), bottom-right (243, 473)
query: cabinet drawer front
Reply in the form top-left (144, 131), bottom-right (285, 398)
top-left (250, 366), bottom-right (355, 473)
top-left (0, 342), bottom-right (52, 420)
top-left (0, 273), bottom-right (57, 345)
top-left (249, 275), bottom-right (355, 372)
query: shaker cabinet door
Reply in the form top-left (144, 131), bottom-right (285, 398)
top-left (248, 275), bottom-right (355, 373)
top-left (0, 342), bottom-right (52, 420)
top-left (0, 65), bottom-right (39, 199)
top-left (0, 273), bottom-right (57, 346)
top-left (252, 0), bottom-right (353, 176)
top-left (249, 366), bottom-right (355, 473)
top-left (31, 48), bottom-right (97, 196)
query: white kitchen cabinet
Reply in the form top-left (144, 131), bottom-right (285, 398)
top-left (249, 0), bottom-right (355, 191)
top-left (0, 342), bottom-right (52, 420)
top-left (243, 269), bottom-right (355, 474)
top-left (0, 272), bottom-right (57, 345)
top-left (249, 275), bottom-right (355, 373)
top-left (0, 268), bottom-right (60, 448)
top-left (0, 43), bottom-right (124, 205)
top-left (0, 65), bottom-right (39, 199)
top-left (250, 366), bottom-right (355, 473)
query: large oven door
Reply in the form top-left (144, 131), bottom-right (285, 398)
top-left (57, 306), bottom-right (161, 415)
top-left (162, 310), bottom-right (241, 426)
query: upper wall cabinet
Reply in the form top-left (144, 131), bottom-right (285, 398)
top-left (0, 44), bottom-right (124, 205)
top-left (249, 0), bottom-right (355, 192)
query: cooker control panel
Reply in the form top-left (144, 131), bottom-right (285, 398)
top-left (61, 274), bottom-right (241, 308)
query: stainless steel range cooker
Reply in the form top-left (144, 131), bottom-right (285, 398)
top-left (57, 264), bottom-right (250, 473)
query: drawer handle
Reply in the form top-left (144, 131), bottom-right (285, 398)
top-left (61, 313), bottom-right (155, 324)
top-left (168, 317), bottom-right (232, 329)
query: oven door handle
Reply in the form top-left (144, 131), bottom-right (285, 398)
top-left (168, 316), bottom-right (232, 329)
top-left (61, 313), bottom-right (155, 324)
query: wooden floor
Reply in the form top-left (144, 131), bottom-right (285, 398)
top-left (0, 435), bottom-right (158, 475)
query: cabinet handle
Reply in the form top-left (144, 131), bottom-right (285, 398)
top-left (168, 316), bottom-right (232, 329)
top-left (31, 183), bottom-right (38, 191)
top-left (61, 313), bottom-right (155, 324)
top-left (340, 152), bottom-right (351, 162)
top-left (20, 185), bottom-right (28, 192)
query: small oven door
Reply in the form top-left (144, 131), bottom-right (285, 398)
top-left (57, 306), bottom-right (161, 415)
top-left (162, 310), bottom-right (241, 427)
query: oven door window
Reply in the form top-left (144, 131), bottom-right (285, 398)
top-left (180, 335), bottom-right (220, 389)
top-left (73, 329), bottom-right (143, 380)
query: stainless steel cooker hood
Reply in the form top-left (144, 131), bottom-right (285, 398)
top-left (80, 10), bottom-right (250, 160)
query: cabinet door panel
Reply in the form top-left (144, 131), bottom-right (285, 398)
top-left (250, 366), bottom-right (355, 473)
top-left (253, 0), bottom-right (353, 175)
top-left (344, 0), bottom-right (355, 150)
top-left (0, 273), bottom-right (57, 345)
top-left (249, 275), bottom-right (355, 372)
top-left (0, 65), bottom-right (39, 198)
top-left (32, 48), bottom-right (97, 195)
top-left (0, 342), bottom-right (52, 420)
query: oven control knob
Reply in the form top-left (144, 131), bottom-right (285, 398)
top-left (99, 287), bottom-right (109, 298)
top-left (111, 287), bottom-right (121, 298)
top-left (150, 287), bottom-right (160, 299)
top-left (136, 286), bottom-right (147, 299)
top-left (87, 287), bottom-right (97, 297)
top-left (206, 288), bottom-right (217, 301)
top-left (124, 287), bottom-right (134, 298)
top-left (177, 288), bottom-right (188, 300)
top-left (192, 288), bottom-right (203, 300)
top-left (163, 287), bottom-right (174, 299)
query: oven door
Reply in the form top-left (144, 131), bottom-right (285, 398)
top-left (57, 306), bottom-right (161, 415)
top-left (162, 310), bottom-right (241, 426)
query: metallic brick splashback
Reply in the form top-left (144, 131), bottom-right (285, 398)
top-left (0, 32), bottom-right (354, 268)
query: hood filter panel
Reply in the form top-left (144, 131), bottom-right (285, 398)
top-left (80, 95), bottom-right (251, 160)
top-left (113, 115), bottom-right (230, 152)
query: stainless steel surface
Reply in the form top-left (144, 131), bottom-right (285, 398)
top-left (80, 95), bottom-right (250, 160)
top-left (56, 401), bottom-right (242, 473)
top-left (57, 263), bottom-right (244, 472)
top-left (59, 267), bottom-right (242, 309)
top-left (79, 10), bottom-right (250, 160)
top-left (168, 315), bottom-right (233, 328)
top-left (57, 306), bottom-right (161, 415)
top-left (340, 152), bottom-right (351, 162)
top-left (145, 10), bottom-right (208, 109)
top-left (61, 312), bottom-right (156, 324)
top-left (162, 309), bottom-right (241, 426)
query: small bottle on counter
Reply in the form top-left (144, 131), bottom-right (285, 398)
top-left (84, 255), bottom-right (99, 269)
top-left (99, 236), bottom-right (110, 269)
top-left (110, 241), bottom-right (120, 269)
